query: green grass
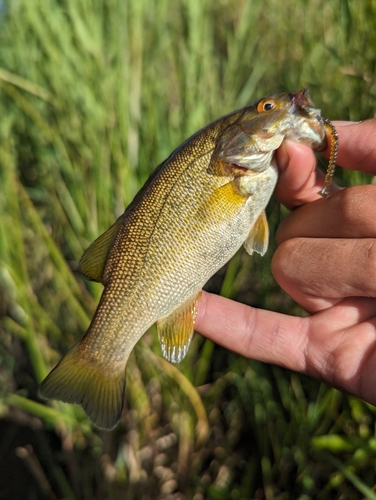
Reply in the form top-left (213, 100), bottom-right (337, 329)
top-left (1, 0), bottom-right (376, 498)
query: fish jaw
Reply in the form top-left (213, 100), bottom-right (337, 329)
top-left (286, 89), bottom-right (327, 150)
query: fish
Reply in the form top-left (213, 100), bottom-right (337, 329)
top-left (39, 89), bottom-right (330, 430)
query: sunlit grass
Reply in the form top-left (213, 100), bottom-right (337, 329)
top-left (1, 0), bottom-right (376, 498)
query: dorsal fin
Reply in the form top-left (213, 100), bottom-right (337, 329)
top-left (78, 215), bottom-right (125, 283)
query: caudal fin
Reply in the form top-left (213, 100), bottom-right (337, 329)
top-left (39, 342), bottom-right (126, 430)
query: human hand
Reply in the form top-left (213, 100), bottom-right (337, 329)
top-left (195, 119), bottom-right (376, 405)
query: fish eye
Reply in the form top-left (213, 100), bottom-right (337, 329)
top-left (257, 99), bottom-right (276, 113)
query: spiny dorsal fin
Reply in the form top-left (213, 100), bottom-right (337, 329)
top-left (157, 291), bottom-right (202, 364)
top-left (78, 215), bottom-right (126, 283)
top-left (243, 210), bottom-right (269, 256)
top-left (39, 341), bottom-right (126, 430)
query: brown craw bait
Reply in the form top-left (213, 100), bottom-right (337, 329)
top-left (318, 119), bottom-right (339, 198)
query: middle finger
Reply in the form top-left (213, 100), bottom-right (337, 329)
top-left (272, 237), bottom-right (376, 312)
top-left (276, 185), bottom-right (376, 244)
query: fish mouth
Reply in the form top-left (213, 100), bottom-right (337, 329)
top-left (292, 88), bottom-right (315, 108)
top-left (291, 89), bottom-right (321, 119)
top-left (290, 88), bottom-right (328, 151)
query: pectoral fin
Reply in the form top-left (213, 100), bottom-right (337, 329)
top-left (78, 214), bottom-right (126, 283)
top-left (157, 291), bottom-right (202, 364)
top-left (201, 179), bottom-right (248, 224)
top-left (243, 210), bottom-right (269, 256)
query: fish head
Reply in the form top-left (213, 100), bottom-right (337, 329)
top-left (216, 89), bottom-right (327, 171)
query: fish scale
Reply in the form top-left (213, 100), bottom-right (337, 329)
top-left (39, 89), bottom-right (332, 429)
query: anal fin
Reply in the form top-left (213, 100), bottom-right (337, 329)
top-left (243, 210), bottom-right (269, 256)
top-left (157, 291), bottom-right (202, 364)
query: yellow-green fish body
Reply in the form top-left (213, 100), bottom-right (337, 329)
top-left (39, 89), bottom-right (328, 429)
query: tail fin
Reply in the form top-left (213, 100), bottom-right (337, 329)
top-left (39, 342), bottom-right (126, 430)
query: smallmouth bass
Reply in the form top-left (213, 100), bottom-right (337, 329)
top-left (39, 89), bottom-right (334, 429)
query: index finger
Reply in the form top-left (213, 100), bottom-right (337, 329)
top-left (330, 119), bottom-right (376, 173)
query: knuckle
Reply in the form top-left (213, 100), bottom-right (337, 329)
top-left (271, 237), bottom-right (309, 289)
top-left (271, 239), bottom-right (296, 277)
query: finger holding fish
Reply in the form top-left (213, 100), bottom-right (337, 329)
top-left (274, 119), bottom-right (376, 208)
top-left (272, 198), bottom-right (376, 313)
top-left (274, 140), bottom-right (325, 208)
top-left (272, 236), bottom-right (376, 313)
top-left (195, 291), bottom-right (376, 407)
top-left (275, 184), bottom-right (376, 243)
top-left (274, 124), bottom-right (339, 208)
top-left (330, 119), bottom-right (376, 173)
top-left (271, 119), bottom-right (376, 313)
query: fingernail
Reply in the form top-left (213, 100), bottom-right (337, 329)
top-left (333, 120), bottom-right (362, 127)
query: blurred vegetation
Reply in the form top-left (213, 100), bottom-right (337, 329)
top-left (0, 0), bottom-right (376, 498)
